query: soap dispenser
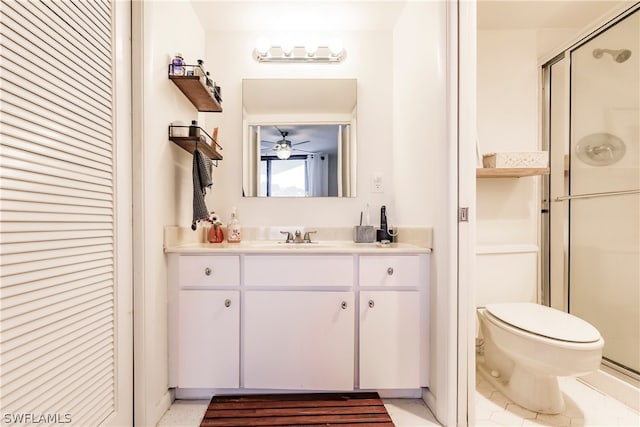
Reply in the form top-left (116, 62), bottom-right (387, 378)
top-left (227, 207), bottom-right (241, 243)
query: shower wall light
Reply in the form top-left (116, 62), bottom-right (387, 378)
top-left (253, 37), bottom-right (345, 63)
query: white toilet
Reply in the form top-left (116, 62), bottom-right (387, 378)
top-left (476, 248), bottom-right (604, 414)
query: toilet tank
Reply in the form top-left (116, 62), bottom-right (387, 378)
top-left (476, 245), bottom-right (538, 307)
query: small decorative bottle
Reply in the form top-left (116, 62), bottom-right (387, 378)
top-left (227, 207), bottom-right (241, 243)
top-left (171, 53), bottom-right (184, 76)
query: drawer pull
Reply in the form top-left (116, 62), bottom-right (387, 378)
top-left (387, 267), bottom-right (394, 276)
top-left (341, 301), bottom-right (348, 310)
top-left (224, 299), bottom-right (231, 308)
top-left (368, 299), bottom-right (375, 308)
top-left (204, 267), bottom-right (212, 276)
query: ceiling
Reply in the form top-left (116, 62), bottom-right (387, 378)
top-left (191, 1), bottom-right (627, 32)
top-left (477, 1), bottom-right (629, 30)
top-left (259, 124), bottom-right (340, 156)
top-left (191, 1), bottom-right (406, 32)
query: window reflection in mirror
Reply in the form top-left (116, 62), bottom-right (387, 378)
top-left (242, 79), bottom-right (357, 198)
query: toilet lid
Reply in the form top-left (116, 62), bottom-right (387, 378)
top-left (485, 303), bottom-right (601, 343)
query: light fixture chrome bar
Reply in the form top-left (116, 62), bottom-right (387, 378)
top-left (253, 46), bottom-right (346, 63)
top-left (554, 188), bottom-right (640, 202)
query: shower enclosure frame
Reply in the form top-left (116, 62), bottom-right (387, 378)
top-left (541, 3), bottom-right (640, 386)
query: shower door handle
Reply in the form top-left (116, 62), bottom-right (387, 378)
top-left (554, 189), bottom-right (640, 202)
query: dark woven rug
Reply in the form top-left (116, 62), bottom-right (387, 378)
top-left (200, 392), bottom-right (394, 426)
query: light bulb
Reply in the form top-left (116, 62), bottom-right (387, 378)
top-left (280, 40), bottom-right (294, 56)
top-left (255, 37), bottom-right (270, 56)
top-left (304, 40), bottom-right (318, 57)
top-left (276, 145), bottom-right (291, 159)
top-left (329, 37), bottom-right (344, 56)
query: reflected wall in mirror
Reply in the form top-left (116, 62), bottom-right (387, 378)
top-left (242, 79), bottom-right (357, 197)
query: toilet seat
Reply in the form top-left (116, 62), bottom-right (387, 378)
top-left (485, 303), bottom-right (601, 343)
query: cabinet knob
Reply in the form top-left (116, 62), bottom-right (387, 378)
top-left (387, 267), bottom-right (394, 276)
top-left (224, 299), bottom-right (231, 308)
top-left (368, 299), bottom-right (375, 308)
top-left (204, 267), bottom-right (212, 276)
top-left (341, 301), bottom-right (348, 310)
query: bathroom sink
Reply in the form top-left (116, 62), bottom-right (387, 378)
top-left (244, 241), bottom-right (341, 249)
top-left (281, 243), bottom-right (340, 249)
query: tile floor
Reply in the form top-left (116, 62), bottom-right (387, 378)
top-left (157, 373), bottom-right (640, 427)
top-left (475, 370), bottom-right (640, 426)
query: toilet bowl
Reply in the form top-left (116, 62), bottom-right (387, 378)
top-left (477, 302), bottom-right (604, 414)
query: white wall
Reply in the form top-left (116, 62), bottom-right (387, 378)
top-left (137, 1), bottom-right (205, 425)
top-left (393, 1), bottom-right (452, 424)
top-left (476, 29), bottom-right (541, 247)
top-left (392, 2), bottom-right (445, 226)
top-left (476, 28), bottom-right (581, 305)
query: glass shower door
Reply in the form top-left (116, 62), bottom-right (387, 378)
top-left (568, 9), bottom-right (640, 376)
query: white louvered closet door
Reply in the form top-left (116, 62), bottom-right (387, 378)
top-left (0, 1), bottom-right (132, 426)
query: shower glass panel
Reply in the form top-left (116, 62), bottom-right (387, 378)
top-left (569, 10), bottom-right (639, 376)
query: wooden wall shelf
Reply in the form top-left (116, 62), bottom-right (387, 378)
top-left (168, 126), bottom-right (222, 162)
top-left (169, 73), bottom-right (222, 112)
top-left (476, 168), bottom-right (550, 178)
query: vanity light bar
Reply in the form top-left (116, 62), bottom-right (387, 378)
top-left (253, 46), bottom-right (346, 63)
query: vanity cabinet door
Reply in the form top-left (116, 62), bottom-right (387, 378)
top-left (359, 291), bottom-right (422, 389)
top-left (177, 290), bottom-right (239, 388)
top-left (244, 291), bottom-right (355, 390)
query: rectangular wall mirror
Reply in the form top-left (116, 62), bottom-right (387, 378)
top-left (242, 79), bottom-right (357, 197)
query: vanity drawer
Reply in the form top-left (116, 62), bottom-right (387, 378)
top-left (359, 255), bottom-right (422, 287)
top-left (178, 255), bottom-right (240, 287)
top-left (244, 255), bottom-right (353, 287)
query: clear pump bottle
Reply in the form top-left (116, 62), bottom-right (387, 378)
top-left (227, 207), bottom-right (241, 243)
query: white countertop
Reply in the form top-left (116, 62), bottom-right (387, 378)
top-left (164, 240), bottom-right (430, 254)
top-left (164, 226), bottom-right (432, 254)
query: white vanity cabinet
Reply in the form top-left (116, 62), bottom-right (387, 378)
top-left (167, 248), bottom-right (429, 394)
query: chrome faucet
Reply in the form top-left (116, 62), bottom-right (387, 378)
top-left (280, 231), bottom-right (294, 243)
top-left (303, 231), bottom-right (317, 243)
top-left (279, 229), bottom-right (318, 244)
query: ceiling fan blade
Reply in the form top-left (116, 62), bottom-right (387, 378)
top-left (291, 140), bottom-right (310, 146)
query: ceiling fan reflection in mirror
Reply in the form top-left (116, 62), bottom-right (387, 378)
top-left (261, 127), bottom-right (312, 159)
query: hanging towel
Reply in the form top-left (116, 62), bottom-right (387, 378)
top-left (191, 149), bottom-right (212, 230)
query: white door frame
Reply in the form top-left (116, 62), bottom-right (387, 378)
top-left (456, 1), bottom-right (477, 426)
top-left (106, 0), bottom-right (134, 425)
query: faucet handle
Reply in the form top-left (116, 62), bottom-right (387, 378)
top-left (280, 231), bottom-right (294, 243)
top-left (303, 230), bottom-right (317, 243)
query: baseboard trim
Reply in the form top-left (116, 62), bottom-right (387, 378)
top-left (580, 367), bottom-right (640, 412)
